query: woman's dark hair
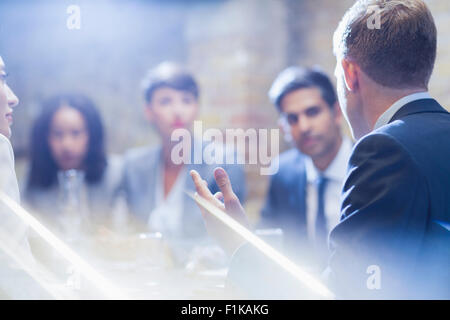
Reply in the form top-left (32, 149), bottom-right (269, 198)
top-left (26, 93), bottom-right (107, 189)
top-left (141, 61), bottom-right (199, 104)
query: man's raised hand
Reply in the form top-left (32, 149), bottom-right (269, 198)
top-left (190, 167), bottom-right (249, 255)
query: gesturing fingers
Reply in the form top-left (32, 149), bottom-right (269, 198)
top-left (214, 167), bottom-right (238, 204)
top-left (214, 167), bottom-right (243, 211)
top-left (190, 170), bottom-right (214, 201)
top-left (213, 192), bottom-right (226, 210)
top-left (213, 167), bottom-right (248, 227)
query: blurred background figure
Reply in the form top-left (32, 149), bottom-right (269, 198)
top-left (119, 62), bottom-right (246, 266)
top-left (259, 66), bottom-right (351, 272)
top-left (23, 94), bottom-right (123, 239)
top-left (2, 0), bottom-right (448, 229)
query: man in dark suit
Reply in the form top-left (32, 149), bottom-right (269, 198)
top-left (259, 67), bottom-right (351, 270)
top-left (325, 0), bottom-right (450, 298)
top-left (190, 0), bottom-right (449, 299)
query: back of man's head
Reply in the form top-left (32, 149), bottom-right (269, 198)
top-left (333, 0), bottom-right (436, 90)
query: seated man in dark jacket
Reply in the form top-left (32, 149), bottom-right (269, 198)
top-left (259, 66), bottom-right (351, 271)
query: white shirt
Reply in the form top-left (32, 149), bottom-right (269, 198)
top-left (0, 133), bottom-right (20, 203)
top-left (374, 92), bottom-right (432, 130)
top-left (0, 133), bottom-right (26, 245)
top-left (304, 137), bottom-right (352, 242)
top-left (148, 161), bottom-right (187, 237)
top-left (0, 133), bottom-right (50, 299)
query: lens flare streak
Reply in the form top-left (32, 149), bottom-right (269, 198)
top-left (187, 191), bottom-right (335, 299)
top-left (0, 191), bottom-right (128, 300)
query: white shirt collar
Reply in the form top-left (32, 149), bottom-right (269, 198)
top-left (305, 137), bottom-right (352, 183)
top-left (373, 92), bottom-right (432, 130)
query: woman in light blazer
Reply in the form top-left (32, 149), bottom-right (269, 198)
top-left (120, 62), bottom-right (247, 265)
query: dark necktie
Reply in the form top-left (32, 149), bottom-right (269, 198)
top-left (315, 175), bottom-right (329, 248)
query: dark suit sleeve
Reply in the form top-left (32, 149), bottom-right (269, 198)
top-left (327, 133), bottom-right (429, 299)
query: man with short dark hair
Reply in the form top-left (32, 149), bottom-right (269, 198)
top-left (190, 0), bottom-right (450, 299)
top-left (260, 66), bottom-right (351, 270)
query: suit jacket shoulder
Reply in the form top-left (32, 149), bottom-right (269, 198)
top-left (262, 148), bottom-right (306, 196)
top-left (123, 145), bottom-right (160, 170)
top-left (329, 99), bottom-right (450, 299)
top-left (272, 148), bottom-right (305, 180)
top-left (259, 148), bottom-right (307, 242)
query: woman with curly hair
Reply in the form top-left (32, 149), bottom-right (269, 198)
top-left (24, 93), bottom-right (123, 235)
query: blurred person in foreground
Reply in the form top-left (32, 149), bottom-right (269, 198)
top-left (119, 62), bottom-right (246, 267)
top-left (259, 66), bottom-right (351, 271)
top-left (190, 0), bottom-right (450, 299)
top-left (0, 56), bottom-right (52, 299)
top-left (23, 94), bottom-right (123, 237)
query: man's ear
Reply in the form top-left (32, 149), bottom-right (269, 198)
top-left (144, 104), bottom-right (154, 123)
top-left (342, 58), bottom-right (359, 92)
